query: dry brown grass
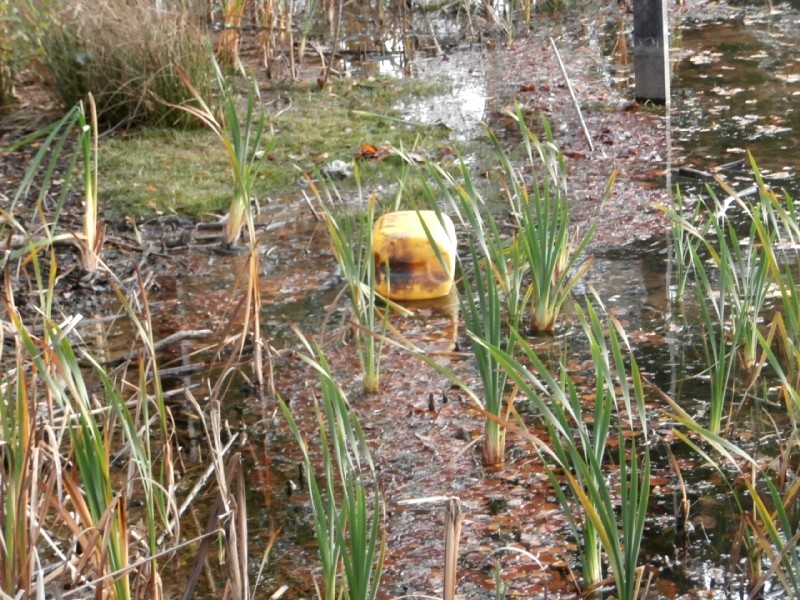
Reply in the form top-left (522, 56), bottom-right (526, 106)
top-left (38, 0), bottom-right (215, 126)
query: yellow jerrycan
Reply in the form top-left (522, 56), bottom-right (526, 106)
top-left (372, 210), bottom-right (457, 301)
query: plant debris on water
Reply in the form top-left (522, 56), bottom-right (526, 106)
top-left (4, 0), bottom-right (800, 598)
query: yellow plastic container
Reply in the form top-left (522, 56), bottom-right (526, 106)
top-left (372, 210), bottom-right (457, 301)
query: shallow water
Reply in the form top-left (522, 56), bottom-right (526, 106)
top-left (672, 2), bottom-right (800, 197)
top-left (93, 3), bottom-right (800, 597)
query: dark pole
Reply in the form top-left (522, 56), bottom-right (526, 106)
top-left (633, 0), bottom-right (670, 104)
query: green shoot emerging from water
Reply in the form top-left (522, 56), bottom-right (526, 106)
top-left (477, 298), bottom-right (650, 598)
top-left (413, 157), bottom-right (521, 466)
top-left (488, 107), bottom-right (604, 333)
top-left (279, 335), bottom-right (385, 600)
top-left (314, 165), bottom-right (387, 394)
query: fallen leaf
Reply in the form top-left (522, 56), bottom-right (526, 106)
top-left (358, 143), bottom-right (379, 158)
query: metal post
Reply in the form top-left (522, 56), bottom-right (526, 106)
top-left (633, 0), bottom-right (670, 104)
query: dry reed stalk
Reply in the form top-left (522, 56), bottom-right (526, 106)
top-left (259, 0), bottom-right (277, 75)
top-left (397, 496), bottom-right (463, 600)
top-left (212, 400), bottom-right (247, 599)
top-left (664, 440), bottom-right (690, 535)
top-left (443, 497), bottom-right (462, 600)
top-left (79, 93), bottom-right (105, 273)
top-left (247, 247), bottom-right (264, 389)
top-left (549, 37), bottom-right (595, 153)
top-left (284, 0), bottom-right (295, 80)
top-left (179, 389), bottom-right (245, 599)
top-left (612, 20), bottom-right (629, 65)
top-left (218, 0), bottom-right (247, 67)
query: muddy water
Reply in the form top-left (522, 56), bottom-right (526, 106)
top-left (120, 3), bottom-right (800, 598)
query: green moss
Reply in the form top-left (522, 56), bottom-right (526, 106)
top-left (97, 75), bottom-right (455, 220)
top-left (99, 128), bottom-right (232, 218)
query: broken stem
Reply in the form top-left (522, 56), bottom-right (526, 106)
top-left (444, 497), bottom-right (462, 600)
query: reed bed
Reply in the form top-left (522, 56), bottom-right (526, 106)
top-left (660, 156), bottom-right (800, 595)
top-left (7, 6), bottom-right (800, 591)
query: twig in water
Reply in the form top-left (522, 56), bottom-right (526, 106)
top-left (102, 328), bottom-right (214, 366)
top-left (157, 391), bottom-right (240, 546)
top-left (549, 36), bottom-right (595, 153)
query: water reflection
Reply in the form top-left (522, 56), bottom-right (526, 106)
top-left (672, 7), bottom-right (800, 196)
top-left (398, 52), bottom-right (490, 140)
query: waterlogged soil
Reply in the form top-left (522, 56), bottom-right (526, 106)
top-left (0, 0), bottom-right (784, 598)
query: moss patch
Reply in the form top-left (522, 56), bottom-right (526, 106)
top-left (99, 128), bottom-right (231, 218)
top-left (98, 75), bottom-right (455, 220)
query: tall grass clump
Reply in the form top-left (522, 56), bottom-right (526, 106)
top-left (39, 0), bottom-right (215, 126)
top-left (683, 181), bottom-right (774, 434)
top-left (0, 0), bottom-right (18, 111)
top-left (687, 228), bottom-right (740, 437)
top-left (478, 299), bottom-right (650, 598)
top-left (412, 157), bottom-right (523, 466)
top-left (174, 55), bottom-right (268, 246)
top-left (490, 107), bottom-right (602, 333)
top-left (279, 335), bottom-right (385, 600)
top-left (459, 233), bottom-right (516, 466)
top-left (711, 186), bottom-right (774, 376)
top-left (173, 52), bottom-right (270, 386)
top-left (312, 166), bottom-right (388, 394)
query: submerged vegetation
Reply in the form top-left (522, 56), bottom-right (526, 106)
top-left (3, 0), bottom-right (800, 598)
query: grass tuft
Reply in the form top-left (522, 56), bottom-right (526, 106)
top-left (279, 334), bottom-right (385, 600)
top-left (38, 0), bottom-right (215, 126)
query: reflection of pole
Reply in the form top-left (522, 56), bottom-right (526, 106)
top-left (664, 94), bottom-right (678, 399)
top-left (633, 0), bottom-right (670, 104)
